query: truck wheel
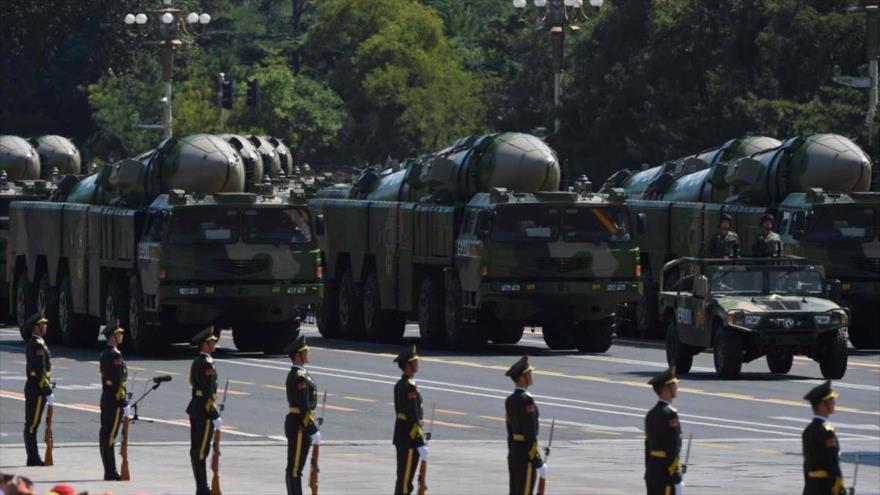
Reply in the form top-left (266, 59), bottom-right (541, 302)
top-left (128, 278), bottom-right (164, 354)
top-left (58, 276), bottom-right (98, 347)
top-left (418, 276), bottom-right (446, 347)
top-left (316, 282), bottom-right (341, 338)
top-left (36, 274), bottom-right (61, 344)
top-left (665, 321), bottom-right (693, 374)
top-left (232, 327), bottom-right (262, 352)
top-left (262, 319), bottom-right (301, 354)
top-left (766, 353), bottom-right (793, 374)
top-left (490, 324), bottom-right (525, 345)
top-left (105, 277), bottom-right (129, 335)
top-left (338, 269), bottom-right (365, 340)
top-left (819, 330), bottom-right (848, 380)
top-left (363, 272), bottom-right (405, 343)
top-left (636, 284), bottom-right (662, 340)
top-left (575, 318), bottom-right (614, 353)
top-left (542, 320), bottom-right (575, 350)
top-left (713, 327), bottom-right (743, 379)
top-left (847, 309), bottom-right (880, 349)
top-left (444, 277), bottom-right (484, 350)
top-left (15, 271), bottom-right (36, 340)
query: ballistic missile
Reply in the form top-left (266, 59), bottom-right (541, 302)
top-left (248, 135), bottom-right (282, 179)
top-left (219, 134), bottom-right (264, 192)
top-left (32, 135), bottom-right (81, 177)
top-left (0, 135), bottom-right (41, 181)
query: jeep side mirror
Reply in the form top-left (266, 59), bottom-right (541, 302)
top-left (693, 275), bottom-right (709, 298)
top-left (315, 214), bottom-right (326, 236)
top-left (475, 210), bottom-right (492, 239)
top-left (827, 279), bottom-right (842, 300)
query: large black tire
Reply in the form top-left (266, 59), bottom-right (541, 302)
top-left (338, 269), bottom-right (365, 340)
top-left (232, 327), bottom-right (262, 353)
top-left (316, 282), bottom-right (341, 338)
top-left (665, 320), bottom-right (694, 374)
top-left (542, 320), bottom-right (576, 350)
top-left (104, 277), bottom-right (129, 335)
top-left (36, 274), bottom-right (61, 344)
top-left (713, 326), bottom-right (743, 379)
top-left (128, 277), bottom-right (164, 354)
top-left (819, 330), bottom-right (848, 380)
top-left (490, 323), bottom-right (525, 345)
top-left (418, 276), bottom-right (446, 347)
top-left (444, 277), bottom-right (485, 350)
top-left (636, 284), bottom-right (662, 340)
top-left (847, 307), bottom-right (880, 349)
top-left (58, 276), bottom-right (98, 347)
top-left (262, 319), bottom-right (301, 354)
top-left (363, 272), bottom-right (405, 343)
top-left (15, 271), bottom-right (36, 340)
top-left (575, 318), bottom-right (614, 353)
top-left (766, 352), bottom-right (793, 374)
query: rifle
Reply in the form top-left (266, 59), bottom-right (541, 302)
top-left (536, 418), bottom-right (555, 495)
top-left (44, 381), bottom-right (56, 466)
top-left (417, 403), bottom-right (436, 495)
top-left (849, 453), bottom-right (860, 495)
top-left (122, 374), bottom-right (171, 480)
top-left (310, 390), bottom-right (328, 495)
top-left (682, 433), bottom-right (693, 475)
top-left (211, 378), bottom-right (229, 495)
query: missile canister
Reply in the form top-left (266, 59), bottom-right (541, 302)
top-left (0, 135), bottom-right (41, 181)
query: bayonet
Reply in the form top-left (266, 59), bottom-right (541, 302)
top-left (426, 403), bottom-right (436, 441)
top-left (318, 390), bottom-right (327, 426)
top-left (849, 453), bottom-right (860, 495)
top-left (219, 378), bottom-right (229, 412)
top-left (682, 433), bottom-right (693, 474)
top-left (545, 418), bottom-right (555, 459)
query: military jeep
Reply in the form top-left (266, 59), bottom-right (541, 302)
top-left (659, 257), bottom-right (849, 379)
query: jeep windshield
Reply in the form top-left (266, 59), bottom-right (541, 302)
top-left (805, 206), bottom-right (875, 242)
top-left (769, 270), bottom-right (823, 295)
top-left (710, 269), bottom-right (762, 294)
top-left (242, 207), bottom-right (312, 244)
top-left (168, 208), bottom-right (239, 244)
top-left (562, 207), bottom-right (630, 242)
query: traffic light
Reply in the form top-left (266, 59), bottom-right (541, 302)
top-left (246, 78), bottom-right (261, 107)
top-left (218, 73), bottom-right (234, 109)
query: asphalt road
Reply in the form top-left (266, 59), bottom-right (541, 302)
top-left (1, 323), bottom-right (878, 493)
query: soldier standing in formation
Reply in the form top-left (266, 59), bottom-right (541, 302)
top-left (187, 327), bottom-right (222, 495)
top-left (707, 213), bottom-right (740, 258)
top-left (23, 313), bottom-right (53, 466)
top-left (284, 335), bottom-right (321, 495)
top-left (644, 368), bottom-right (683, 495)
top-left (752, 213), bottom-right (784, 257)
top-left (802, 381), bottom-right (847, 495)
top-left (392, 345), bottom-right (427, 495)
top-left (98, 323), bottom-right (130, 481)
top-left (505, 356), bottom-right (548, 495)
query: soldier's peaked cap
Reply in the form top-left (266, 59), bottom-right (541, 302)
top-left (393, 345), bottom-right (419, 364)
top-left (760, 213), bottom-right (774, 222)
top-left (101, 322), bottom-right (124, 338)
top-left (648, 368), bottom-right (679, 388)
top-left (23, 312), bottom-right (48, 330)
top-left (720, 213), bottom-right (733, 223)
top-left (283, 335), bottom-right (309, 355)
top-left (505, 355), bottom-right (535, 379)
top-left (804, 380), bottom-right (838, 406)
top-left (191, 326), bottom-right (219, 345)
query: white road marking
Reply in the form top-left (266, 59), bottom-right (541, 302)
top-left (769, 417), bottom-right (880, 431)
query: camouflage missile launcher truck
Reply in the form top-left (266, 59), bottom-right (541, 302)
top-left (7, 134), bottom-right (321, 353)
top-left (660, 257), bottom-right (849, 379)
top-left (606, 134), bottom-right (879, 349)
top-left (311, 132), bottom-right (640, 351)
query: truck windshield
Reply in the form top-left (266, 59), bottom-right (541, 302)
top-left (490, 205), bottom-right (559, 242)
top-left (562, 207), bottom-right (630, 242)
top-left (805, 206), bottom-right (875, 242)
top-left (710, 270), bottom-right (762, 294)
top-left (168, 208), bottom-right (240, 244)
top-left (242, 208), bottom-right (312, 244)
top-left (769, 270), bottom-right (823, 295)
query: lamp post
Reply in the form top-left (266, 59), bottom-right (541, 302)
top-left (124, 0), bottom-right (211, 139)
top-left (513, 0), bottom-right (603, 135)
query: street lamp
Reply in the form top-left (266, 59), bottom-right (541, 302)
top-left (123, 0), bottom-right (211, 139)
top-left (513, 0), bottom-right (603, 135)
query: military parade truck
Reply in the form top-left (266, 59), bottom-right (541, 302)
top-left (604, 134), bottom-right (879, 349)
top-left (7, 134), bottom-right (321, 353)
top-left (660, 257), bottom-right (849, 379)
top-left (311, 132), bottom-right (640, 351)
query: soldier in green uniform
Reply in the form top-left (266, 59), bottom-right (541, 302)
top-left (505, 356), bottom-right (548, 495)
top-left (752, 213), bottom-right (783, 258)
top-left (98, 322), bottom-right (130, 481)
top-left (393, 345), bottom-right (427, 495)
top-left (644, 368), bottom-right (683, 495)
top-left (187, 327), bottom-right (221, 495)
top-left (23, 313), bottom-right (53, 466)
top-left (802, 381), bottom-right (847, 495)
top-left (284, 335), bottom-right (320, 495)
top-left (707, 213), bottom-right (740, 258)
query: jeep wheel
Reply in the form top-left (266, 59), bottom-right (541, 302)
top-left (316, 282), bottom-right (341, 338)
top-left (542, 320), bottom-right (575, 350)
top-left (665, 321), bottom-right (693, 374)
top-left (575, 318), bottom-right (614, 353)
top-left (418, 276), bottom-right (446, 348)
top-left (766, 353), bottom-right (793, 374)
top-left (819, 330), bottom-right (848, 379)
top-left (363, 272), bottom-right (405, 343)
top-left (338, 269), bottom-right (364, 340)
top-left (36, 274), bottom-right (61, 343)
top-left (58, 276), bottom-right (98, 347)
top-left (15, 272), bottom-right (36, 340)
top-left (713, 326), bottom-right (743, 379)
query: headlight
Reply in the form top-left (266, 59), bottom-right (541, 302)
top-left (501, 283), bottom-right (521, 292)
top-left (726, 310), bottom-right (744, 326)
top-left (178, 287), bottom-right (199, 296)
top-left (814, 315), bottom-right (831, 325)
top-left (830, 311), bottom-right (848, 326)
top-left (744, 315), bottom-right (761, 327)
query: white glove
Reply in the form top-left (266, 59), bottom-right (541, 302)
top-left (46, 394), bottom-right (55, 406)
top-left (123, 405), bottom-right (133, 419)
top-left (212, 417), bottom-right (222, 430)
top-left (417, 445), bottom-right (429, 461)
top-left (538, 463), bottom-right (550, 479)
top-left (310, 431), bottom-right (321, 445)
top-left (675, 482), bottom-right (684, 495)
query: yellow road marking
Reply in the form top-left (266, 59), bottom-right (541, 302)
top-left (697, 442), bottom-right (736, 450)
top-left (343, 396), bottom-right (377, 403)
top-left (432, 419), bottom-right (478, 429)
top-left (153, 370), bottom-right (181, 376)
top-left (324, 404), bottom-right (359, 413)
top-left (70, 403), bottom-right (100, 412)
top-left (127, 366), bottom-right (146, 371)
top-left (264, 384), bottom-right (286, 391)
top-left (436, 408), bottom-right (467, 416)
top-left (753, 448), bottom-right (782, 456)
top-left (229, 379), bottom-right (254, 386)
top-left (480, 415), bottom-right (506, 422)
top-left (714, 393), bottom-right (754, 400)
top-left (225, 389), bottom-right (250, 396)
top-left (582, 427), bottom-right (621, 436)
top-left (539, 420), bottom-right (567, 429)
top-left (795, 356), bottom-right (880, 369)
top-left (0, 389), bottom-right (25, 399)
